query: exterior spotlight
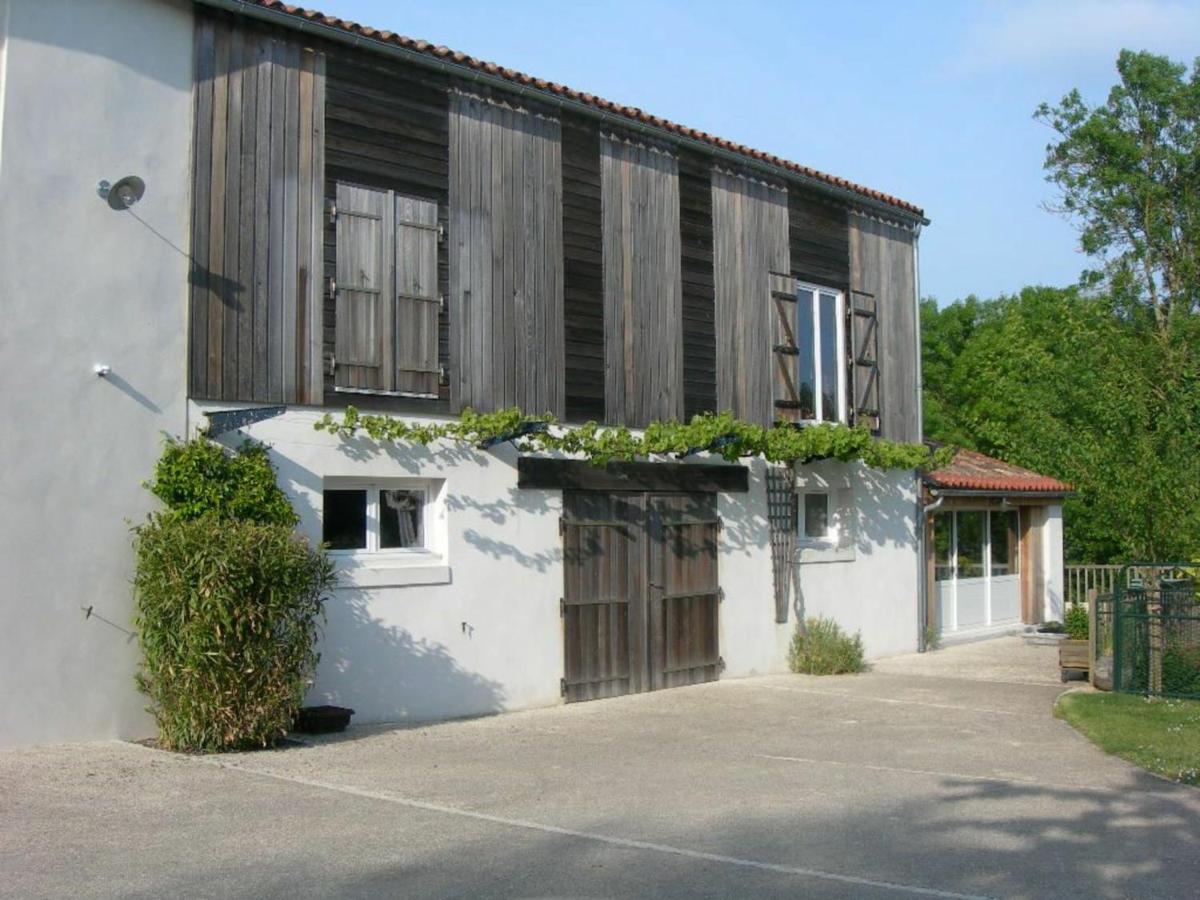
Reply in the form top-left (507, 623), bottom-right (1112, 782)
top-left (97, 176), bottom-right (145, 210)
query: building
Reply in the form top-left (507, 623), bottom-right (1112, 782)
top-left (0, 0), bottom-right (1066, 747)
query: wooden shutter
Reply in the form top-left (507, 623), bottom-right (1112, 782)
top-left (395, 195), bottom-right (440, 397)
top-left (769, 272), bottom-right (803, 423)
top-left (848, 289), bottom-right (880, 434)
top-left (335, 183), bottom-right (393, 392)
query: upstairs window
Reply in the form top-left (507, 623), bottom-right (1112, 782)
top-left (771, 275), bottom-right (847, 425)
top-left (795, 284), bottom-right (846, 423)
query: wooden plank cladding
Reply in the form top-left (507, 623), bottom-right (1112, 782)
top-left (561, 114), bottom-right (605, 422)
top-left (711, 167), bottom-right (790, 426)
top-left (449, 91), bottom-right (565, 417)
top-left (679, 151), bottom-right (717, 420)
top-left (518, 458), bottom-right (748, 493)
top-left (788, 187), bottom-right (849, 290)
top-left (601, 132), bottom-right (685, 426)
top-left (190, 15), bottom-right (325, 405)
top-left (849, 213), bottom-right (919, 442)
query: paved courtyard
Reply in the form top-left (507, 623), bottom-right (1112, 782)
top-left (2, 636), bottom-right (1198, 898)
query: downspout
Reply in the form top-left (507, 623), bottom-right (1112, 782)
top-left (918, 489), bottom-right (944, 651)
top-left (912, 226), bottom-right (931, 651)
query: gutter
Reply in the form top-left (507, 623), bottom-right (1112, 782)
top-left (194, 0), bottom-right (930, 228)
top-left (912, 224), bottom-right (926, 652)
top-left (919, 487), bottom-right (1074, 500)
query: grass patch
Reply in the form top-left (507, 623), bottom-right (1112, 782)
top-left (1056, 692), bottom-right (1200, 785)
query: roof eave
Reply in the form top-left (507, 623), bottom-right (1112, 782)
top-left (923, 485), bottom-right (1075, 500)
top-left (194, 0), bottom-right (930, 227)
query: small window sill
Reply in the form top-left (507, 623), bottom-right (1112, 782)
top-left (332, 553), bottom-right (450, 588)
top-left (797, 539), bottom-right (855, 564)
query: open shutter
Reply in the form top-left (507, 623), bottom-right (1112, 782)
top-left (335, 183), bottom-right (393, 392)
top-left (769, 272), bottom-right (803, 423)
top-left (848, 289), bottom-right (880, 434)
top-left (394, 195), bottom-right (441, 397)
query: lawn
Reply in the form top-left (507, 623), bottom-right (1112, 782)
top-left (1057, 691), bottom-right (1200, 785)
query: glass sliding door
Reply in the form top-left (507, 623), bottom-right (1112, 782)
top-left (935, 508), bottom-right (1023, 635)
top-left (989, 510), bottom-right (1021, 623)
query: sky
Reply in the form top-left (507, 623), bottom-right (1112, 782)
top-left (307, 0), bottom-right (1199, 305)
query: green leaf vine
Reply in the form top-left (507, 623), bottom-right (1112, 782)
top-left (314, 407), bottom-right (952, 471)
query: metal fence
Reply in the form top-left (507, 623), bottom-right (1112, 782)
top-left (1108, 564), bottom-right (1200, 699)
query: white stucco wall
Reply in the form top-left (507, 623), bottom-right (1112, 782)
top-left (1043, 503), bottom-right (1065, 622)
top-left (0, 0), bottom-right (193, 747)
top-left (794, 463), bottom-right (921, 659)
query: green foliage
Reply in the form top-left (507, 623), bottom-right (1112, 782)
top-left (147, 436), bottom-right (298, 526)
top-left (921, 287), bottom-right (1200, 563)
top-left (787, 617), bottom-right (866, 675)
top-left (314, 407), bottom-right (949, 471)
top-left (1064, 603), bottom-right (1090, 641)
top-left (922, 625), bottom-right (941, 652)
top-left (1036, 51), bottom-right (1200, 329)
top-left (133, 515), bottom-right (335, 751)
top-left (1162, 644), bottom-right (1200, 697)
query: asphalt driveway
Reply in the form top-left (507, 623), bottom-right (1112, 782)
top-left (2, 636), bottom-right (1198, 899)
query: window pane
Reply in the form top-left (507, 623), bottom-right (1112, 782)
top-left (990, 510), bottom-right (1019, 576)
top-left (795, 288), bottom-right (816, 419)
top-left (380, 489), bottom-right (424, 549)
top-left (818, 292), bottom-right (839, 422)
top-left (804, 493), bottom-right (829, 539)
top-left (324, 489), bottom-right (367, 550)
top-left (933, 512), bottom-right (953, 581)
top-left (956, 511), bottom-right (985, 579)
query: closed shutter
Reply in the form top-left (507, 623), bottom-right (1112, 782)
top-left (394, 195), bottom-right (440, 397)
top-left (335, 183), bottom-right (393, 391)
top-left (848, 289), bottom-right (880, 434)
top-left (769, 272), bottom-right (803, 423)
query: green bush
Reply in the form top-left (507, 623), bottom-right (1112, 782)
top-left (788, 616), bottom-right (866, 675)
top-left (134, 515), bottom-right (335, 751)
top-left (1162, 644), bottom-right (1200, 697)
top-left (146, 436), bottom-right (298, 526)
top-left (133, 435), bottom-right (333, 751)
top-left (1064, 603), bottom-right (1090, 640)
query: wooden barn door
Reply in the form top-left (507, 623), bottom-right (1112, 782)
top-left (561, 491), bottom-right (720, 703)
top-left (649, 495), bottom-right (722, 689)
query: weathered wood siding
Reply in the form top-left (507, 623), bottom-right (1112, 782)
top-left (788, 187), bottom-right (849, 290)
top-left (712, 168), bottom-right (790, 426)
top-left (322, 49), bottom-right (450, 404)
top-left (190, 16), bottom-right (325, 404)
top-left (601, 133), bottom-right (684, 426)
top-left (449, 92), bottom-right (565, 416)
top-left (679, 151), bottom-right (717, 419)
top-left (561, 113), bottom-right (605, 421)
top-left (849, 214), bottom-right (920, 442)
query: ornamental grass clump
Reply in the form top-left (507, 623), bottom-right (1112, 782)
top-left (133, 438), bottom-right (334, 752)
top-left (788, 616), bottom-right (866, 675)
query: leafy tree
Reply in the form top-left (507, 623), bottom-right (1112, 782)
top-left (1036, 50), bottom-right (1200, 330)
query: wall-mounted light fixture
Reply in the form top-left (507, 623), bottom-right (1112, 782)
top-left (93, 364), bottom-right (112, 378)
top-left (97, 176), bottom-right (145, 211)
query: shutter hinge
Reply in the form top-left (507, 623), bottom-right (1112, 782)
top-left (327, 353), bottom-right (336, 375)
top-left (326, 200), bottom-right (337, 224)
top-left (559, 677), bottom-right (567, 698)
top-left (439, 365), bottom-right (449, 386)
top-left (327, 276), bottom-right (337, 298)
top-left (559, 597), bottom-right (565, 617)
top-left (718, 656), bottom-right (726, 672)
top-left (717, 516), bottom-right (725, 532)
top-left (438, 222), bottom-right (446, 242)
top-left (439, 293), bottom-right (447, 311)
top-left (558, 517), bottom-right (566, 536)
top-left (717, 586), bottom-right (725, 603)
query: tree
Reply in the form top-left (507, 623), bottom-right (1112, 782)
top-left (1036, 51), bottom-right (1200, 331)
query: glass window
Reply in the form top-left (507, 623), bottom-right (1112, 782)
top-left (323, 489), bottom-right (367, 550)
top-left (818, 292), bottom-right (840, 422)
top-left (803, 492), bottom-right (830, 539)
top-left (956, 511), bottom-right (985, 579)
top-left (990, 510), bottom-right (1019, 576)
top-left (795, 288), bottom-right (816, 420)
top-left (380, 489), bottom-right (424, 549)
top-left (933, 512), bottom-right (953, 581)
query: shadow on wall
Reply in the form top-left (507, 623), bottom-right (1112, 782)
top-left (311, 589), bottom-right (505, 724)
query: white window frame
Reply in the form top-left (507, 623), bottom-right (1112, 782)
top-left (323, 479), bottom-right (439, 558)
top-left (800, 491), bottom-right (833, 542)
top-left (795, 281), bottom-right (847, 425)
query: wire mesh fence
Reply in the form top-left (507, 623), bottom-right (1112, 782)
top-left (1109, 564), bottom-right (1200, 699)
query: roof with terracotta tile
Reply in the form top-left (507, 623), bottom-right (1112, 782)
top-left (211, 0), bottom-right (926, 220)
top-left (925, 448), bottom-right (1072, 495)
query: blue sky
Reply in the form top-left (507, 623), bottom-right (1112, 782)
top-left (309, 0), bottom-right (1199, 304)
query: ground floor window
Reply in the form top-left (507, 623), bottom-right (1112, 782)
top-left (323, 481), bottom-right (433, 553)
top-left (933, 509), bottom-right (1020, 632)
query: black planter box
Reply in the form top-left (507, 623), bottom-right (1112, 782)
top-left (294, 705), bottom-right (355, 734)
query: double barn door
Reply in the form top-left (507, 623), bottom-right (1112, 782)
top-left (561, 492), bottom-right (721, 702)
